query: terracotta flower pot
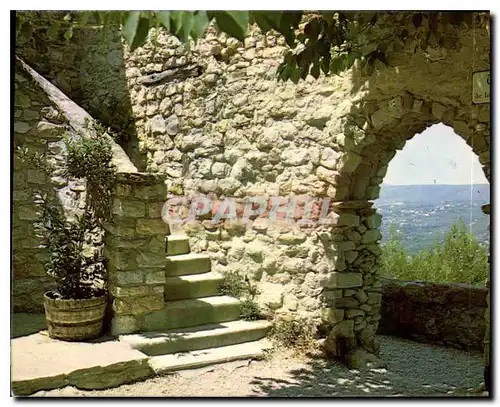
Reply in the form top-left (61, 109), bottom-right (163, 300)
top-left (43, 291), bottom-right (107, 341)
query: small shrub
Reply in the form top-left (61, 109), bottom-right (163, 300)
top-left (17, 132), bottom-right (116, 300)
top-left (239, 298), bottom-right (261, 321)
top-left (217, 271), bottom-right (262, 321)
top-left (217, 271), bottom-right (246, 298)
top-left (380, 219), bottom-right (489, 285)
top-left (269, 318), bottom-right (316, 350)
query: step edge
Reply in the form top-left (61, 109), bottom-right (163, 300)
top-left (120, 321), bottom-right (272, 346)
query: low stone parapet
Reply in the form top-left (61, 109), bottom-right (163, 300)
top-left (378, 278), bottom-right (487, 351)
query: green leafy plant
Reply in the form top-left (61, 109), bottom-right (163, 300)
top-left (239, 298), bottom-right (261, 321)
top-left (217, 271), bottom-right (261, 321)
top-left (217, 270), bottom-right (246, 298)
top-left (16, 11), bottom-right (490, 81)
top-left (17, 132), bottom-right (117, 299)
top-left (380, 219), bottom-right (489, 286)
top-left (269, 318), bottom-right (317, 350)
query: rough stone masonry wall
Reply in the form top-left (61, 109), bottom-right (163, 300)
top-left (104, 173), bottom-right (169, 335)
top-left (119, 19), bottom-right (490, 349)
top-left (16, 14), bottom-right (490, 358)
top-left (378, 279), bottom-right (487, 351)
top-left (13, 63), bottom-right (87, 312)
top-left (120, 25), bottom-right (383, 336)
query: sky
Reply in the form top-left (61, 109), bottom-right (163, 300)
top-left (383, 123), bottom-right (488, 185)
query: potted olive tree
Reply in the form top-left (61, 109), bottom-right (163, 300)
top-left (17, 132), bottom-right (116, 341)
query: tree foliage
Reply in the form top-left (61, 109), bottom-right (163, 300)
top-left (15, 10), bottom-right (489, 82)
top-left (380, 219), bottom-right (489, 286)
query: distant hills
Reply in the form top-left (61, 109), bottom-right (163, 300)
top-left (378, 184), bottom-right (490, 204)
top-left (376, 184), bottom-right (490, 253)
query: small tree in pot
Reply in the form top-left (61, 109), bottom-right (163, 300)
top-left (17, 131), bottom-right (116, 341)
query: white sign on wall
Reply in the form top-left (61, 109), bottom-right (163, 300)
top-left (473, 71), bottom-right (490, 104)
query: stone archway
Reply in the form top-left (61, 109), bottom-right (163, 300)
top-left (324, 93), bottom-right (490, 366)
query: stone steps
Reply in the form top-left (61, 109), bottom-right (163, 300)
top-left (166, 235), bottom-right (190, 256)
top-left (164, 271), bottom-right (224, 301)
top-left (143, 296), bottom-right (241, 332)
top-left (147, 339), bottom-right (272, 375)
top-left (165, 253), bottom-right (211, 277)
top-left (119, 320), bottom-right (272, 356)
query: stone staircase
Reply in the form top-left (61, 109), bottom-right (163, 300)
top-left (119, 235), bottom-right (272, 373)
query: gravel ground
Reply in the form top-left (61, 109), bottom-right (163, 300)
top-left (32, 335), bottom-right (486, 397)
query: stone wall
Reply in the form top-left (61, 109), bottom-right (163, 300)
top-left (13, 56), bottom-right (139, 314)
top-left (16, 13), bottom-right (490, 362)
top-left (378, 279), bottom-right (487, 351)
top-left (104, 173), bottom-right (169, 335)
top-left (13, 62), bottom-right (82, 311)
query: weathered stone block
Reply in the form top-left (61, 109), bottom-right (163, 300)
top-left (344, 250), bottom-right (359, 263)
top-left (316, 166), bottom-right (336, 182)
top-left (336, 241), bottom-right (357, 251)
top-left (257, 282), bottom-right (284, 310)
top-left (337, 213), bottom-right (360, 227)
top-left (111, 315), bottom-right (140, 335)
top-left (137, 250), bottom-right (166, 268)
top-left (113, 294), bottom-right (164, 315)
top-left (136, 219), bottom-right (169, 236)
top-left (346, 309), bottom-right (365, 319)
top-left (144, 269), bottom-right (166, 284)
top-left (355, 290), bottom-right (368, 304)
top-left (147, 201), bottom-right (165, 219)
top-left (112, 198), bottom-right (146, 218)
top-left (325, 272), bottom-right (363, 289)
top-left (14, 121), bottom-right (32, 134)
top-left (104, 219), bottom-right (137, 238)
top-left (277, 233), bottom-right (307, 245)
top-left (115, 183), bottom-right (135, 197)
top-left (366, 185), bottom-right (380, 200)
top-left (134, 184), bottom-right (168, 200)
top-left (321, 308), bottom-right (345, 324)
top-left (365, 213), bottom-right (382, 229)
top-left (111, 285), bottom-right (149, 297)
top-left (323, 289), bottom-right (343, 305)
top-left (338, 151), bottom-right (362, 173)
top-left (361, 230), bottom-right (382, 244)
top-left (367, 292), bottom-right (382, 305)
top-left (36, 121), bottom-right (66, 140)
top-left (111, 270), bottom-right (144, 285)
top-left (106, 249), bottom-right (138, 271)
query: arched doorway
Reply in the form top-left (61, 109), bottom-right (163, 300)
top-left (323, 90), bottom-right (490, 373)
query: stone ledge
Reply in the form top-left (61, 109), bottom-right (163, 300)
top-left (379, 278), bottom-right (487, 351)
top-left (11, 333), bottom-right (153, 396)
top-left (116, 172), bottom-right (166, 185)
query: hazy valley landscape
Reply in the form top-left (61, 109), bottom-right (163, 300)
top-left (376, 184), bottom-right (490, 254)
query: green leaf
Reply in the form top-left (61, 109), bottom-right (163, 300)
top-left (130, 17), bottom-right (150, 50)
top-left (175, 11), bottom-right (194, 43)
top-left (78, 11), bottom-right (91, 27)
top-left (21, 21), bottom-right (32, 39)
top-left (48, 21), bottom-right (61, 39)
top-left (122, 11), bottom-right (141, 48)
top-left (213, 11), bottom-right (248, 41)
top-left (304, 18), bottom-right (321, 42)
top-left (289, 66), bottom-right (301, 84)
top-left (310, 63), bottom-right (320, 79)
top-left (64, 26), bottom-right (73, 42)
top-left (330, 55), bottom-right (345, 75)
top-left (321, 56), bottom-right (330, 74)
top-left (156, 11), bottom-right (171, 31)
top-left (251, 11), bottom-right (282, 33)
top-left (191, 11), bottom-right (210, 40)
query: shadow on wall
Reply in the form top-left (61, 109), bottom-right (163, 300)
top-left (15, 11), bottom-right (146, 170)
top-left (249, 336), bottom-right (483, 397)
